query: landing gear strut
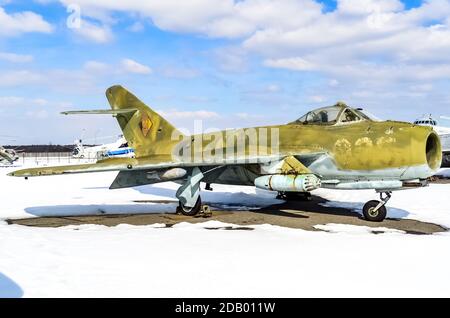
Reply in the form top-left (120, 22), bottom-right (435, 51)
top-left (175, 167), bottom-right (210, 216)
top-left (363, 191), bottom-right (391, 222)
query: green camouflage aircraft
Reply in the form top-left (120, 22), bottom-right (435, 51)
top-left (9, 85), bottom-right (442, 222)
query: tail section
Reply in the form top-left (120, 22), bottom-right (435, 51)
top-left (106, 85), bottom-right (183, 158)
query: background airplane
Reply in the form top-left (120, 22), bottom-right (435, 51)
top-left (0, 146), bottom-right (19, 165)
top-left (9, 85), bottom-right (442, 222)
top-left (0, 135), bottom-right (20, 165)
top-left (414, 115), bottom-right (450, 167)
top-left (72, 135), bottom-right (135, 160)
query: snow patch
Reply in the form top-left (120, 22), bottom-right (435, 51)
top-left (314, 223), bottom-right (406, 235)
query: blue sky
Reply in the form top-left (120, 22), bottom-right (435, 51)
top-left (1, 0), bottom-right (450, 144)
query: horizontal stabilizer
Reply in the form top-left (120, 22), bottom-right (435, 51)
top-left (8, 157), bottom-right (138, 177)
top-left (61, 109), bottom-right (137, 115)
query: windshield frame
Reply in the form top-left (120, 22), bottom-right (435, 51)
top-left (292, 105), bottom-right (371, 126)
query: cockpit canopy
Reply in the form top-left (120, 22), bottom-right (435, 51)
top-left (291, 102), bottom-right (372, 126)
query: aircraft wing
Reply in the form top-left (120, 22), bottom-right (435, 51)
top-left (8, 157), bottom-right (202, 178)
top-left (61, 109), bottom-right (137, 115)
top-left (8, 152), bottom-right (326, 178)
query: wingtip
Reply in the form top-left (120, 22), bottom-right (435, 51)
top-left (8, 169), bottom-right (31, 178)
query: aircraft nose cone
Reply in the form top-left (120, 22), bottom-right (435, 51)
top-left (7, 172), bottom-right (15, 177)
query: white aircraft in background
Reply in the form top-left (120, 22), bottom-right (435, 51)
top-left (0, 146), bottom-right (19, 165)
top-left (0, 135), bottom-right (20, 165)
top-left (72, 135), bottom-right (135, 160)
top-left (414, 115), bottom-right (450, 167)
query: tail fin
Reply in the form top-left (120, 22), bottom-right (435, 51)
top-left (106, 85), bottom-right (183, 158)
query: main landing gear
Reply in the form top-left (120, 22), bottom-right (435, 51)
top-left (175, 167), bottom-right (211, 217)
top-left (362, 191), bottom-right (391, 222)
top-left (276, 191), bottom-right (312, 201)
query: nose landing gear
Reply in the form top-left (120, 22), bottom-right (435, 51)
top-left (363, 191), bottom-right (391, 222)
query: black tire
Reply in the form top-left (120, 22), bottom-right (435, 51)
top-left (178, 196), bottom-right (202, 216)
top-left (285, 192), bottom-right (312, 201)
top-left (442, 154), bottom-right (450, 168)
top-left (363, 200), bottom-right (387, 222)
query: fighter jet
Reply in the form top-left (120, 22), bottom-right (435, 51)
top-left (9, 85), bottom-right (442, 222)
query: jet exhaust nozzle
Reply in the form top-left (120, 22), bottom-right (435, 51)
top-left (254, 174), bottom-right (321, 192)
top-left (425, 131), bottom-right (442, 171)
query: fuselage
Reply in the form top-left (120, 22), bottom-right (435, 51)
top-left (175, 119), bottom-right (441, 186)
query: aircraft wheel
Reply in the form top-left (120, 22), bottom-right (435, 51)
top-left (442, 154), bottom-right (450, 167)
top-left (177, 196), bottom-right (202, 216)
top-left (289, 192), bottom-right (312, 201)
top-left (278, 192), bottom-right (312, 201)
top-left (363, 200), bottom-right (387, 222)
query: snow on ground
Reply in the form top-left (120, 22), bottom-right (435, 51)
top-left (0, 160), bottom-right (280, 220)
top-left (1, 220), bottom-right (450, 297)
top-left (1, 161), bottom-right (450, 297)
top-left (315, 183), bottom-right (450, 228)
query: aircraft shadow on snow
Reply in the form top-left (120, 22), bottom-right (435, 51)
top-left (23, 184), bottom-right (410, 219)
top-left (255, 195), bottom-right (410, 220)
top-left (0, 273), bottom-right (23, 298)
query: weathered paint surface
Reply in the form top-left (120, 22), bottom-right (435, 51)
top-left (10, 85), bottom-right (442, 190)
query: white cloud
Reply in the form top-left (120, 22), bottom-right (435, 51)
top-left (0, 96), bottom-right (52, 120)
top-left (264, 57), bottom-right (316, 71)
top-left (213, 46), bottom-right (249, 72)
top-left (73, 20), bottom-right (113, 44)
top-left (127, 21), bottom-right (144, 32)
top-left (0, 96), bottom-right (27, 106)
top-left (329, 79), bottom-right (340, 87)
top-left (266, 84), bottom-right (280, 93)
top-left (410, 83), bottom-right (433, 92)
top-left (83, 60), bottom-right (109, 73)
top-left (0, 52), bottom-right (33, 63)
top-left (235, 112), bottom-right (264, 120)
top-left (121, 59), bottom-right (152, 74)
top-left (0, 70), bottom-right (44, 86)
top-left (60, 0), bottom-right (450, 83)
top-left (309, 95), bottom-right (327, 103)
top-left (160, 66), bottom-right (199, 79)
top-left (0, 67), bottom-right (101, 94)
top-left (0, 59), bottom-right (151, 93)
top-left (4, 0), bottom-right (450, 121)
top-left (184, 96), bottom-right (215, 103)
top-left (337, 0), bottom-right (404, 15)
top-left (0, 6), bottom-right (53, 36)
top-left (8, 2), bottom-right (450, 80)
top-left (26, 109), bottom-right (49, 119)
top-left (61, 0), bottom-right (450, 84)
top-left (241, 1), bottom-right (450, 84)
top-left (59, 0), bottom-right (323, 38)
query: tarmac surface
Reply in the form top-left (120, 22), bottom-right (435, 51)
top-left (9, 196), bottom-right (447, 235)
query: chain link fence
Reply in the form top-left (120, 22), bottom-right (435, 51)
top-left (15, 152), bottom-right (97, 166)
